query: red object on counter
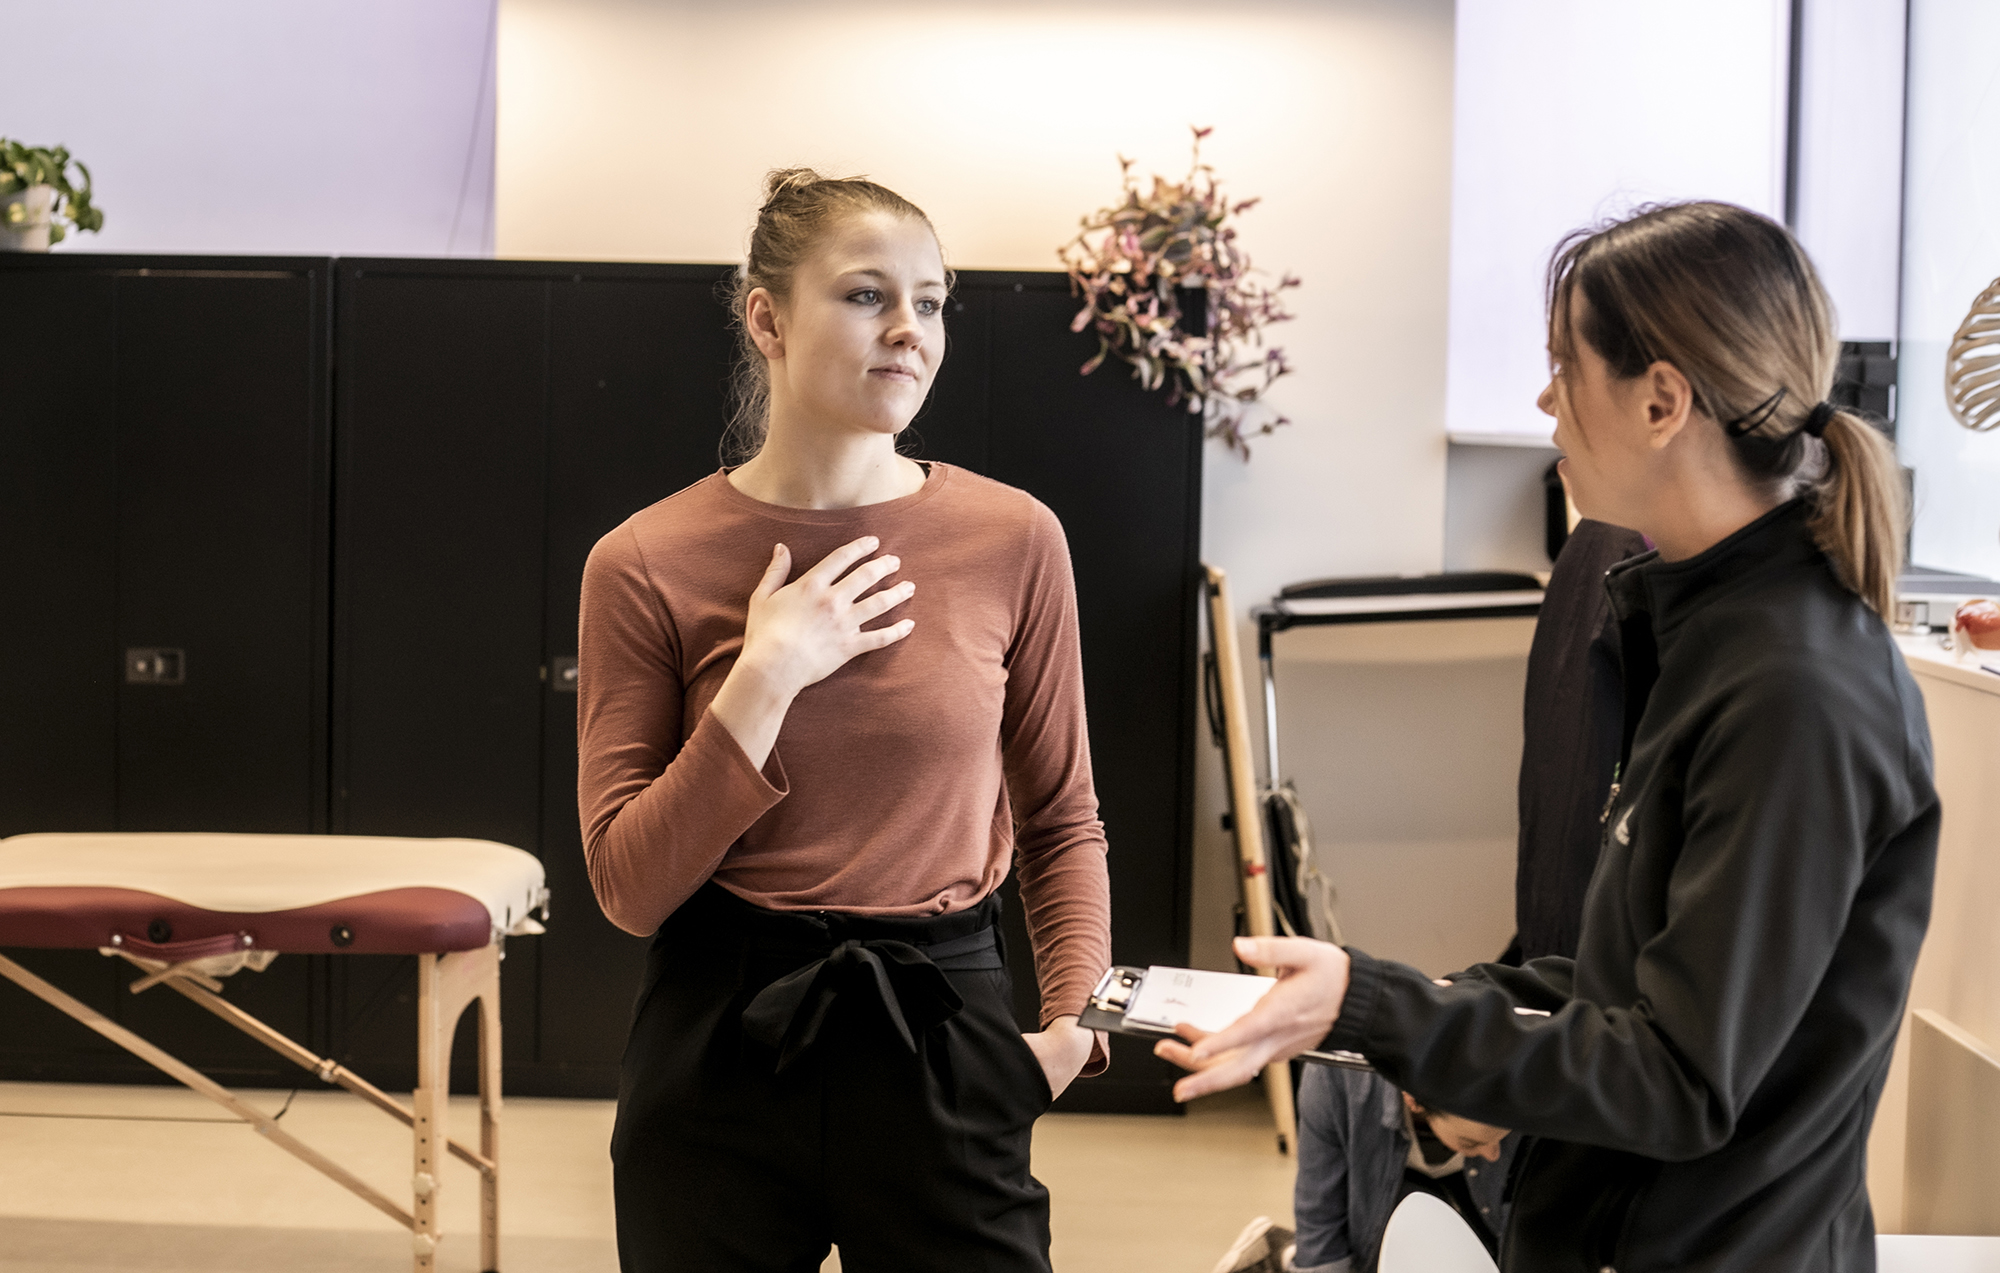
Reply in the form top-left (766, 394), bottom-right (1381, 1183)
top-left (1954, 599), bottom-right (2000, 650)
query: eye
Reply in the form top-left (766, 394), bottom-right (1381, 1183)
top-left (915, 296), bottom-right (944, 317)
top-left (849, 288), bottom-right (882, 306)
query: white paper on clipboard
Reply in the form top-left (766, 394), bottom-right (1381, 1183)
top-left (1122, 966), bottom-right (1276, 1034)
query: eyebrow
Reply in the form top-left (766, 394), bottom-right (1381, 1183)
top-left (843, 268), bottom-right (948, 291)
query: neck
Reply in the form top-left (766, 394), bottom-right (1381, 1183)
top-left (728, 406), bottom-right (924, 510)
top-left (1633, 443), bottom-right (1785, 563)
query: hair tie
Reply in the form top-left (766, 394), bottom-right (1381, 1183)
top-left (1723, 386), bottom-right (1788, 437)
top-left (1801, 400), bottom-right (1838, 438)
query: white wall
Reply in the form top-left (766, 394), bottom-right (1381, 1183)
top-left (1899, 0), bottom-right (2000, 579)
top-left (2, 0), bottom-right (496, 256)
top-left (497, 0), bottom-right (1468, 972)
top-left (1444, 0), bottom-right (1792, 443)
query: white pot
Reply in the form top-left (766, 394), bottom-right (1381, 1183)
top-left (0, 185), bottom-right (58, 252)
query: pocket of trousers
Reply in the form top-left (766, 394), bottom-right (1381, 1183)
top-left (977, 971), bottom-right (1055, 1116)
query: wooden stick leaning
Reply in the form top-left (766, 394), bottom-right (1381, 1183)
top-left (1204, 563), bottom-right (1300, 1154)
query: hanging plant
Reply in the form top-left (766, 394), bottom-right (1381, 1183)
top-left (1058, 126), bottom-right (1299, 456)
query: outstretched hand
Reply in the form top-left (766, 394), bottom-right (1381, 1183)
top-left (1153, 936), bottom-right (1352, 1102)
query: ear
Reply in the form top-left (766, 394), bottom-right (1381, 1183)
top-left (745, 287), bottom-right (785, 361)
top-left (1401, 1091), bottom-right (1421, 1115)
top-left (1642, 360), bottom-right (1695, 450)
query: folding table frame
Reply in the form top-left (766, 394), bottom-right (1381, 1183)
top-left (0, 941), bottom-right (505, 1273)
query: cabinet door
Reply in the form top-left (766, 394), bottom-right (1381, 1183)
top-left (0, 265), bottom-right (123, 1072)
top-left (113, 270), bottom-right (328, 834)
top-left (0, 259), bottom-right (331, 1082)
top-left (331, 269), bottom-right (548, 1083)
top-left (112, 268), bottom-right (330, 1071)
top-left (980, 276), bottom-right (1203, 1113)
top-left (538, 273), bottom-right (735, 1082)
top-left (0, 268), bottom-right (118, 835)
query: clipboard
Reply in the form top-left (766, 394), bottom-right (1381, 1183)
top-left (1081, 965), bottom-right (1374, 1072)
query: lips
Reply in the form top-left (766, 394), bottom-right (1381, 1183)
top-left (870, 364), bottom-right (919, 382)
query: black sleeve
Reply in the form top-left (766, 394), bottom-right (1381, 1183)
top-left (1328, 665), bottom-right (1905, 1162)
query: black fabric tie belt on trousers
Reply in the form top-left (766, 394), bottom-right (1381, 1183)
top-left (742, 926), bottom-right (1006, 1072)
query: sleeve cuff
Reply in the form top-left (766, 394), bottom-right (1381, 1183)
top-left (1323, 946), bottom-right (1385, 1055)
top-left (692, 706), bottom-right (789, 802)
top-left (1079, 1029), bottom-right (1110, 1077)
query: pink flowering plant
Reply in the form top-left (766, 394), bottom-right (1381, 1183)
top-left (1059, 126), bottom-right (1300, 455)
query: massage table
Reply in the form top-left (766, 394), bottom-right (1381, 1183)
top-left (0, 832), bottom-right (548, 1273)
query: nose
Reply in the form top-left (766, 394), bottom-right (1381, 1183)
top-left (884, 297), bottom-right (924, 351)
top-left (1537, 379), bottom-right (1558, 418)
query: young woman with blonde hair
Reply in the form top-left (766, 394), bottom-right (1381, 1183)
top-left (1164, 202), bottom-right (1938, 1273)
top-left (577, 170), bottom-right (1108, 1271)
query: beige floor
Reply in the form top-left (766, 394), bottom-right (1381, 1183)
top-left (0, 1078), bottom-right (1295, 1272)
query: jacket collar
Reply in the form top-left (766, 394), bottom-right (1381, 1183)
top-left (1603, 499), bottom-right (1819, 650)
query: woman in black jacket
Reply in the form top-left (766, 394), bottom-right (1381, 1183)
top-left (1164, 202), bottom-right (1939, 1272)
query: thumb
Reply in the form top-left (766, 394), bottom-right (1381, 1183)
top-left (754, 543), bottom-right (790, 599)
top-left (1233, 935), bottom-right (1275, 969)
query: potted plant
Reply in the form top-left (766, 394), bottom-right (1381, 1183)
top-left (1059, 127), bottom-right (1299, 456)
top-left (1, 139), bottom-right (104, 251)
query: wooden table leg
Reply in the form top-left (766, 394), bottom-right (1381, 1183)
top-left (478, 962), bottom-right (502, 1273)
top-left (414, 954), bottom-right (447, 1272)
top-left (413, 943), bottom-right (503, 1273)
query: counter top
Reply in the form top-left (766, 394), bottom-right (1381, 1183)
top-left (1897, 634), bottom-right (2000, 699)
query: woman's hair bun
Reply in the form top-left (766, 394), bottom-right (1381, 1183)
top-left (763, 168), bottom-right (824, 204)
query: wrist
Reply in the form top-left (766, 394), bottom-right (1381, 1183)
top-left (727, 652), bottom-right (802, 708)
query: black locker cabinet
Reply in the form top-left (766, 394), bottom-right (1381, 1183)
top-left (332, 261), bottom-right (739, 1095)
top-left (970, 278), bottom-right (1203, 1113)
top-left (3, 257), bottom-right (1199, 1110)
top-left (333, 262), bottom-right (1199, 1110)
top-left (0, 255), bottom-right (332, 1083)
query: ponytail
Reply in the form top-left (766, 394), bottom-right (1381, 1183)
top-left (1807, 407), bottom-right (1906, 618)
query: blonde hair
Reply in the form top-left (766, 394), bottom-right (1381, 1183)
top-left (1547, 202), bottom-right (1906, 616)
top-left (722, 168), bottom-right (947, 463)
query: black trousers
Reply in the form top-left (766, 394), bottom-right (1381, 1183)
top-left (611, 883), bottom-right (1055, 1272)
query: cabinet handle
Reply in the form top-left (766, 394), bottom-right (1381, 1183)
top-left (126, 648), bottom-right (185, 685)
top-left (550, 656), bottom-right (578, 693)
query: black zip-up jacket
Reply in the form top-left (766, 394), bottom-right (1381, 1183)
top-left (1325, 501), bottom-right (1939, 1272)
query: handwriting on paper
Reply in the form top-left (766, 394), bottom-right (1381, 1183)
top-left (1123, 967), bottom-right (1277, 1033)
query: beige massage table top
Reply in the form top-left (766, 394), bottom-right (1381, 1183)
top-left (0, 833), bottom-right (548, 956)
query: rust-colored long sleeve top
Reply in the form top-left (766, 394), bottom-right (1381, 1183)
top-left (577, 464), bottom-right (1113, 1037)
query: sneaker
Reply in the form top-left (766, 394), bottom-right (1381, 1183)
top-left (1211, 1216), bottom-right (1297, 1273)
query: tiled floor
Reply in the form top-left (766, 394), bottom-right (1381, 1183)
top-left (0, 1078), bottom-right (1294, 1272)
